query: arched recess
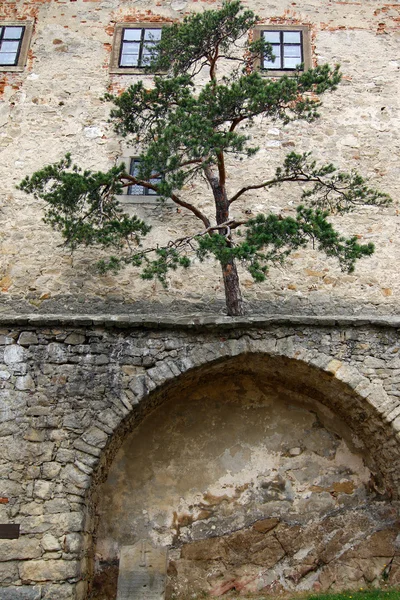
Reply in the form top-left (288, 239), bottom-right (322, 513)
top-left (85, 352), bottom-right (400, 599)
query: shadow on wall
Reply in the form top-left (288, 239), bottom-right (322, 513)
top-left (87, 354), bottom-right (400, 599)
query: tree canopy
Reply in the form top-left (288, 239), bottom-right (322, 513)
top-left (18, 0), bottom-right (391, 316)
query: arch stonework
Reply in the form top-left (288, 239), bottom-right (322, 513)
top-left (1, 315), bottom-right (400, 599)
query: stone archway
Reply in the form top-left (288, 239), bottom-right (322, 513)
top-left (87, 352), bottom-right (400, 599)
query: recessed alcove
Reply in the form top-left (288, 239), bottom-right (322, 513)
top-left (89, 354), bottom-right (400, 599)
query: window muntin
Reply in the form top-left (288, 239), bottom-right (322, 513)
top-left (252, 25), bottom-right (311, 77)
top-left (0, 25), bottom-right (25, 67)
top-left (262, 30), bottom-right (303, 71)
top-left (127, 159), bottom-right (161, 196)
top-left (119, 27), bottom-right (162, 69)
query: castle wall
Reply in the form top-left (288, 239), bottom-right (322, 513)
top-left (1, 315), bottom-right (400, 598)
top-left (0, 0), bottom-right (399, 315)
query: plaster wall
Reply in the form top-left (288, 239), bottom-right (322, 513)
top-left (93, 372), bottom-right (398, 599)
top-left (0, 0), bottom-right (399, 315)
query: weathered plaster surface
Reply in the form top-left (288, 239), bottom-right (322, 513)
top-left (1, 316), bottom-right (400, 598)
top-left (0, 0), bottom-right (399, 315)
top-left (94, 373), bottom-right (394, 598)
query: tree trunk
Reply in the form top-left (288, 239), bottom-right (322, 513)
top-left (204, 164), bottom-right (245, 316)
top-left (220, 256), bottom-right (244, 316)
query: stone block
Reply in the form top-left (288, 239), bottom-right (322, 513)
top-left (64, 333), bottom-right (86, 345)
top-left (19, 559), bottom-right (80, 583)
top-left (24, 428), bottom-right (46, 442)
top-left (0, 538), bottom-right (42, 561)
top-left (62, 464), bottom-right (91, 490)
top-left (21, 512), bottom-right (84, 536)
top-left (16, 375), bottom-right (36, 391)
top-left (1, 586), bottom-right (42, 600)
top-left (41, 462), bottom-right (62, 479)
top-left (41, 583), bottom-right (75, 599)
top-left (4, 345), bottom-right (25, 365)
top-left (18, 332), bottom-right (39, 346)
top-left (81, 426), bottom-right (108, 448)
top-left (0, 561), bottom-right (19, 583)
top-left (63, 532), bottom-right (83, 554)
top-left (43, 498), bottom-right (70, 514)
top-left (34, 480), bottom-right (53, 500)
top-left (42, 534), bottom-right (61, 552)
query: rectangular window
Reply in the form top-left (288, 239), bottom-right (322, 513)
top-left (0, 26), bottom-right (24, 66)
top-left (127, 159), bottom-right (161, 196)
top-left (119, 27), bottom-right (162, 68)
top-left (110, 23), bottom-right (163, 74)
top-left (262, 30), bottom-right (303, 70)
top-left (0, 22), bottom-right (32, 71)
top-left (253, 25), bottom-right (311, 77)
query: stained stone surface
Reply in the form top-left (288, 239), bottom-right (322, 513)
top-left (93, 369), bottom-right (400, 598)
top-left (117, 542), bottom-right (167, 600)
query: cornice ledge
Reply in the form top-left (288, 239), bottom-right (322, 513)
top-left (0, 313), bottom-right (399, 331)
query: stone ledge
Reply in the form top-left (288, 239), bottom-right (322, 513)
top-left (0, 313), bottom-right (399, 330)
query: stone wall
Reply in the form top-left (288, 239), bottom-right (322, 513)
top-left (0, 0), bottom-right (399, 316)
top-left (1, 315), bottom-right (400, 598)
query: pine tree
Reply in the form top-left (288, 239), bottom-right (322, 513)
top-left (19, 1), bottom-right (390, 316)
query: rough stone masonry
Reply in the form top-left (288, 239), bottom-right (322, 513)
top-left (0, 0), bottom-right (399, 316)
top-left (1, 315), bottom-right (400, 598)
top-left (1, 0), bottom-right (400, 598)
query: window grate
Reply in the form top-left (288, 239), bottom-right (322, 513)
top-left (127, 159), bottom-right (161, 196)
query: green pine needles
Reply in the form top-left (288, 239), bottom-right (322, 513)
top-left (18, 0), bottom-right (391, 316)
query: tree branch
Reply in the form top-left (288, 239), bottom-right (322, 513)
top-left (229, 175), bottom-right (302, 204)
top-left (120, 173), bottom-right (211, 228)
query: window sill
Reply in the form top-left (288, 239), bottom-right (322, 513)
top-left (117, 194), bottom-right (173, 205)
top-left (260, 69), bottom-right (304, 78)
top-left (0, 65), bottom-right (25, 73)
top-left (109, 67), bottom-right (166, 75)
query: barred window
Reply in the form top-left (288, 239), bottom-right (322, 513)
top-left (127, 159), bottom-right (161, 196)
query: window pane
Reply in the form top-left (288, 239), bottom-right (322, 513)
top-left (123, 29), bottom-right (142, 41)
top-left (1, 41), bottom-right (19, 53)
top-left (270, 44), bottom-right (281, 57)
top-left (4, 27), bottom-right (23, 40)
top-left (263, 31), bottom-right (280, 43)
top-left (128, 183), bottom-right (145, 195)
top-left (144, 28), bottom-right (161, 41)
top-left (0, 52), bottom-right (17, 65)
top-left (121, 42), bottom-right (140, 55)
top-left (283, 31), bottom-right (301, 43)
top-left (142, 42), bottom-right (157, 64)
top-left (284, 45), bottom-right (301, 58)
top-left (264, 56), bottom-right (279, 68)
top-left (283, 57), bottom-right (301, 68)
top-left (120, 52), bottom-right (139, 67)
top-left (128, 160), bottom-right (144, 195)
